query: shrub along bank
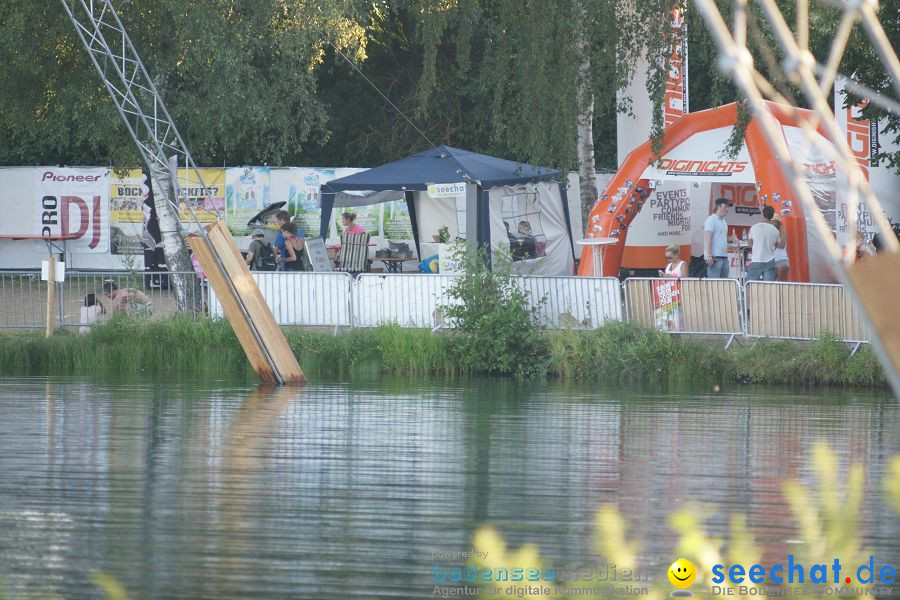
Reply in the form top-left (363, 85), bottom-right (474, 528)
top-left (0, 316), bottom-right (886, 388)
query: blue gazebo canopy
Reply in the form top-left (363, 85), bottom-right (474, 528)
top-left (321, 145), bottom-right (559, 194)
top-left (317, 146), bottom-right (569, 268)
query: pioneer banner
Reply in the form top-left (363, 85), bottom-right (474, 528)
top-left (35, 167), bottom-right (109, 253)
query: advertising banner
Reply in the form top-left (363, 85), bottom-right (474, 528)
top-left (34, 167), bottom-right (109, 253)
top-left (225, 166), bottom-right (270, 234)
top-left (834, 81), bottom-right (900, 246)
top-left (177, 168), bottom-right (225, 226)
top-left (653, 278), bottom-right (684, 332)
top-left (640, 127), bottom-right (756, 184)
top-left (664, 8), bottom-right (689, 127)
top-left (109, 169), bottom-right (147, 255)
top-left (383, 200), bottom-right (414, 240)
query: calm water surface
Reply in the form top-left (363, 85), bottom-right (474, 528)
top-left (0, 377), bottom-right (897, 599)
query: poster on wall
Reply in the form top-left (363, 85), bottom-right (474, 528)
top-left (177, 168), bottom-right (225, 228)
top-left (287, 168), bottom-right (333, 237)
top-left (653, 278), bottom-right (684, 332)
top-left (33, 167), bottom-right (109, 253)
top-left (225, 166), bottom-right (270, 234)
top-left (109, 169), bottom-right (147, 255)
top-left (382, 200), bottom-right (413, 239)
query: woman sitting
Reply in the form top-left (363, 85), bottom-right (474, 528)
top-left (280, 222), bottom-right (306, 271)
top-left (659, 244), bottom-right (687, 278)
top-left (341, 212), bottom-right (366, 235)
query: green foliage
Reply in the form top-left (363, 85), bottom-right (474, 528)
top-left (546, 322), bottom-right (730, 384)
top-left (0, 318), bottom-right (887, 388)
top-left (0, 0), bottom-right (369, 166)
top-left (440, 247), bottom-right (548, 378)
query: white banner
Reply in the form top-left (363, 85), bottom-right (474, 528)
top-left (34, 168), bottom-right (109, 253)
top-left (834, 81), bottom-right (900, 246)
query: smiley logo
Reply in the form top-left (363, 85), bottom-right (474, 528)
top-left (668, 558), bottom-right (696, 588)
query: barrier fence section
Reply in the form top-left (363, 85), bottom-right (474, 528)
top-left (515, 276), bottom-right (623, 328)
top-left (0, 270), bottom-right (204, 329)
top-left (208, 272), bottom-right (354, 327)
top-left (352, 274), bottom-right (457, 328)
top-left (744, 281), bottom-right (869, 343)
top-left (623, 278), bottom-right (744, 339)
top-left (0, 270), bottom-right (873, 346)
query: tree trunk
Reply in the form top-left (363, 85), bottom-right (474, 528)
top-left (148, 161), bottom-right (200, 314)
top-left (575, 2), bottom-right (599, 229)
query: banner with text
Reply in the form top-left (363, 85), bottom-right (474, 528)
top-left (177, 168), bottom-right (225, 227)
top-left (653, 279), bottom-right (684, 332)
top-left (35, 167), bottom-right (109, 253)
top-left (109, 169), bottom-right (147, 255)
top-left (835, 81), bottom-right (900, 246)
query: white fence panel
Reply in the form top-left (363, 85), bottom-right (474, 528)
top-left (352, 274), bottom-right (457, 328)
top-left (516, 276), bottom-right (623, 328)
top-left (209, 272), bottom-right (353, 326)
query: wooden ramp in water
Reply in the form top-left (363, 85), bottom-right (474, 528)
top-left (188, 220), bottom-right (305, 385)
top-left (845, 252), bottom-right (900, 388)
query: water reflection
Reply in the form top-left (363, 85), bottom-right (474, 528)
top-left (0, 378), bottom-right (895, 599)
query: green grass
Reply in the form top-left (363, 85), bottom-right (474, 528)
top-left (0, 317), bottom-right (887, 388)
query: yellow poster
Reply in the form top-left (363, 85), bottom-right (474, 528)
top-left (177, 167), bottom-right (225, 224)
top-left (109, 168), bottom-right (146, 223)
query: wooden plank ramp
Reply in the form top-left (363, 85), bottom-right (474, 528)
top-left (188, 220), bottom-right (306, 384)
top-left (845, 251), bottom-right (900, 384)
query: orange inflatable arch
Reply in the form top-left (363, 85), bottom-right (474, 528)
top-left (578, 102), bottom-right (833, 281)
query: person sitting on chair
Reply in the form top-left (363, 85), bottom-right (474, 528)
top-left (341, 212), bottom-right (366, 235)
top-left (516, 220), bottom-right (537, 259)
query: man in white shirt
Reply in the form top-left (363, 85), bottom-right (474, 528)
top-left (704, 198), bottom-right (730, 278)
top-left (747, 205), bottom-right (786, 281)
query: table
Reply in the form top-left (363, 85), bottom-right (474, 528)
top-left (576, 237), bottom-right (619, 276)
top-left (379, 257), bottom-right (415, 273)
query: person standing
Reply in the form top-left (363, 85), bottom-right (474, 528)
top-left (245, 228), bottom-right (276, 271)
top-left (659, 245), bottom-right (688, 278)
top-left (747, 205), bottom-right (785, 281)
top-left (272, 210), bottom-right (292, 271)
top-left (704, 198), bottom-right (730, 278)
top-left (280, 222), bottom-right (306, 271)
top-left (771, 215), bottom-right (790, 281)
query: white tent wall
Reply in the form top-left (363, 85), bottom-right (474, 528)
top-left (488, 181), bottom-right (574, 275)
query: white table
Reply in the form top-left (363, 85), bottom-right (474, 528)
top-left (576, 237), bottom-right (619, 276)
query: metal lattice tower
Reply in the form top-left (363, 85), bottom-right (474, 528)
top-left (59, 0), bottom-right (215, 224)
top-left (60, 0), bottom-right (298, 384)
top-left (693, 0), bottom-right (900, 398)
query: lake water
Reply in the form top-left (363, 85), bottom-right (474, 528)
top-left (0, 377), bottom-right (897, 599)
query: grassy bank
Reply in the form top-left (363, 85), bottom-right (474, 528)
top-left (0, 316), bottom-right (886, 388)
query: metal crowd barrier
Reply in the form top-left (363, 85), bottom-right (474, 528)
top-left (0, 270), bottom-right (205, 329)
top-left (353, 274), bottom-right (457, 328)
top-left (744, 280), bottom-right (869, 344)
top-left (0, 270), bottom-right (874, 349)
top-left (208, 272), bottom-right (354, 327)
top-left (515, 276), bottom-right (623, 328)
top-left (624, 277), bottom-right (745, 346)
